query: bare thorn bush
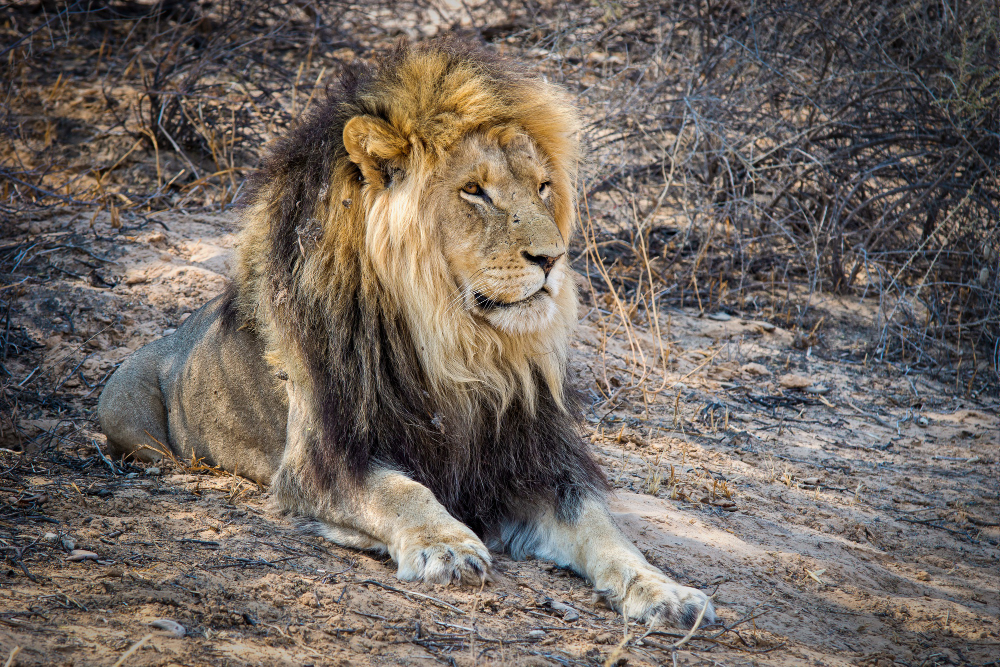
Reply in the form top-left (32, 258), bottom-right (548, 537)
top-left (2, 0), bottom-right (997, 393)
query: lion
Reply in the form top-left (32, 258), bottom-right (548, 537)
top-left (98, 41), bottom-right (716, 629)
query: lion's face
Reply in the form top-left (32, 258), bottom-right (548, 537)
top-left (432, 133), bottom-right (569, 335)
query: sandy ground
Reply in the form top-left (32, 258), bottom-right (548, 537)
top-left (1, 209), bottom-right (997, 666)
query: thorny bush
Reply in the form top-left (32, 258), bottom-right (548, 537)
top-left (1, 0), bottom-right (998, 393)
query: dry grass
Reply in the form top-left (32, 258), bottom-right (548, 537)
top-left (1, 0), bottom-right (997, 398)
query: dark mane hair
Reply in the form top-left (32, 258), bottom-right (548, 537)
top-left (231, 40), bottom-right (606, 537)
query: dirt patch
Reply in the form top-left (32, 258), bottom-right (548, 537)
top-left (1, 211), bottom-right (997, 666)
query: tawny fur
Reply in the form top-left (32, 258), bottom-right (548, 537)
top-left (98, 40), bottom-right (717, 629)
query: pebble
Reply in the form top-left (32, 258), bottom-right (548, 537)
top-left (707, 311), bottom-right (731, 321)
top-left (124, 270), bottom-right (148, 285)
top-left (547, 599), bottom-right (580, 622)
top-left (67, 550), bottom-right (98, 562)
top-left (526, 630), bottom-right (546, 640)
top-left (150, 619), bottom-right (186, 637)
top-left (740, 362), bottom-right (770, 376)
top-left (778, 374), bottom-right (812, 389)
top-left (145, 467), bottom-right (161, 476)
top-left (805, 384), bottom-right (831, 395)
top-left (61, 537), bottom-right (76, 551)
top-left (126, 472), bottom-right (139, 479)
top-left (43, 532), bottom-right (59, 544)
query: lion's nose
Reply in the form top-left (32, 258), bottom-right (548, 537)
top-left (523, 251), bottom-right (563, 277)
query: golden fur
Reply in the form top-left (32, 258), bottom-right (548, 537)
top-left (235, 44), bottom-right (580, 418)
top-left (98, 41), bottom-right (717, 628)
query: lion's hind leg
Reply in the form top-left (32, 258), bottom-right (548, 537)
top-left (97, 339), bottom-right (172, 464)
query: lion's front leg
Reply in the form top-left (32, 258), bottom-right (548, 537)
top-left (275, 464), bottom-right (492, 586)
top-left (506, 497), bottom-right (716, 629)
top-left (272, 384), bottom-right (491, 586)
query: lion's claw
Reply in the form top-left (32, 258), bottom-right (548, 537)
top-left (647, 585), bottom-right (717, 629)
top-left (395, 528), bottom-right (492, 586)
top-left (599, 567), bottom-right (716, 629)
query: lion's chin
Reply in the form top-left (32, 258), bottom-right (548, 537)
top-left (477, 291), bottom-right (559, 335)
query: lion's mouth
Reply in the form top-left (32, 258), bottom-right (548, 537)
top-left (473, 288), bottom-right (547, 311)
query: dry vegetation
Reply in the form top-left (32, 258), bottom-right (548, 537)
top-left (0, 1), bottom-right (998, 666)
top-left (3, 0), bottom-right (997, 393)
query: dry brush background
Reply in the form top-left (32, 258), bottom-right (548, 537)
top-left (0, 1), bottom-right (998, 666)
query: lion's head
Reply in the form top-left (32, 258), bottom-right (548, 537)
top-left (413, 131), bottom-right (571, 337)
top-left (239, 41), bottom-right (581, 412)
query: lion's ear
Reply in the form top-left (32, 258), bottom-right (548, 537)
top-left (343, 116), bottom-right (409, 187)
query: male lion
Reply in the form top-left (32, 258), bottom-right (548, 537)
top-left (98, 42), bottom-right (716, 629)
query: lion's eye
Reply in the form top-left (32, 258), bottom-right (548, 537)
top-left (539, 181), bottom-right (551, 196)
top-left (462, 182), bottom-right (483, 196)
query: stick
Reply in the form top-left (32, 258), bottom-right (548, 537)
top-left (670, 598), bottom-right (712, 650)
top-left (111, 634), bottom-right (153, 667)
top-left (358, 579), bottom-right (467, 615)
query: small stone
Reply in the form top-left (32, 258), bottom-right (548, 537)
top-left (162, 329), bottom-right (176, 336)
top-left (547, 599), bottom-right (580, 622)
top-left (150, 618), bottom-right (186, 637)
top-left (124, 270), bottom-right (147, 285)
top-left (61, 537), bottom-right (76, 551)
top-left (741, 363), bottom-right (770, 376)
top-left (145, 467), bottom-right (161, 476)
top-left (708, 311), bottom-right (731, 321)
top-left (526, 630), bottom-right (546, 640)
top-left (126, 472), bottom-right (139, 479)
top-left (779, 374), bottom-right (813, 390)
top-left (67, 550), bottom-right (98, 562)
top-left (43, 532), bottom-right (59, 544)
top-left (27, 222), bottom-right (42, 235)
top-left (805, 384), bottom-right (831, 395)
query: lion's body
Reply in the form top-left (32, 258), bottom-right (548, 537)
top-left (98, 295), bottom-right (286, 485)
top-left (99, 41), bottom-right (716, 629)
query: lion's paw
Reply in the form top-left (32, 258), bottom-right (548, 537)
top-left (599, 566), bottom-right (716, 630)
top-left (395, 526), bottom-right (492, 587)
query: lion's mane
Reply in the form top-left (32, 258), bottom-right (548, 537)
top-left (228, 41), bottom-right (606, 535)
